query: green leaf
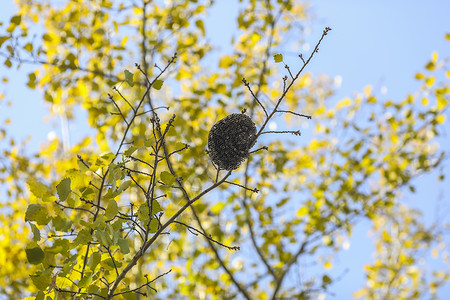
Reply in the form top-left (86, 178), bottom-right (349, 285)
top-left (153, 79), bottom-right (164, 90)
top-left (24, 42), bottom-right (33, 52)
top-left (322, 274), bottom-right (332, 286)
top-left (29, 271), bottom-right (52, 290)
top-left (118, 238), bottom-right (130, 254)
top-left (56, 178), bottom-right (71, 201)
top-left (0, 36), bottom-right (10, 47)
top-left (273, 53), bottom-right (283, 63)
top-left (29, 222), bottom-right (41, 242)
top-left (151, 200), bottom-right (162, 215)
top-left (124, 69), bottom-right (134, 87)
top-left (4, 58), bottom-right (12, 68)
top-left (10, 15), bottom-right (21, 25)
top-left (36, 291), bottom-right (45, 300)
top-left (26, 246), bottom-right (45, 265)
top-left (74, 228), bottom-right (92, 245)
top-left (78, 275), bottom-right (92, 288)
top-left (195, 19), bottom-right (205, 36)
top-left (95, 229), bottom-right (111, 247)
top-left (105, 199), bottom-right (119, 219)
top-left (149, 218), bottom-right (159, 233)
top-left (26, 72), bottom-right (37, 89)
top-left (137, 205), bottom-right (149, 224)
top-left (160, 171), bottom-right (175, 185)
top-left (88, 251), bottom-right (101, 271)
top-left (124, 145), bottom-right (138, 156)
top-left (6, 15), bottom-right (21, 33)
top-left (117, 180), bottom-right (131, 193)
top-left (25, 204), bottom-right (50, 225)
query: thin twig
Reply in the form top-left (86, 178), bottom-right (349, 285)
top-left (242, 78), bottom-right (269, 117)
top-left (261, 130), bottom-right (301, 136)
top-left (224, 181), bottom-right (259, 193)
top-left (275, 110), bottom-right (312, 119)
top-left (108, 93), bottom-right (129, 125)
top-left (174, 221), bottom-right (240, 251)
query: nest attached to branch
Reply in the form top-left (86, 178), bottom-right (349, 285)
top-left (208, 113), bottom-right (257, 170)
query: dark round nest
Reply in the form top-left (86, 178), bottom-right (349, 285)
top-left (208, 113), bottom-right (257, 170)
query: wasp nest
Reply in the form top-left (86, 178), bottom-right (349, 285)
top-left (208, 113), bottom-right (257, 170)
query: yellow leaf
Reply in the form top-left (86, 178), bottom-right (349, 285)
top-left (432, 51), bottom-right (438, 63)
top-left (324, 261), bottom-right (332, 269)
top-left (436, 115), bottom-right (445, 124)
top-left (296, 206), bottom-right (308, 217)
top-left (336, 98), bottom-right (351, 109)
top-left (425, 76), bottom-right (435, 87)
top-left (421, 97), bottom-right (429, 106)
top-left (363, 85), bottom-right (372, 97)
top-left (437, 96), bottom-right (448, 110)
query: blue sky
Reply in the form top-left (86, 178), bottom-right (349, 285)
top-left (1, 0), bottom-right (450, 298)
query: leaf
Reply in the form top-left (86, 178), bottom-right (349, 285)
top-left (78, 276), bottom-right (92, 288)
top-left (27, 72), bottom-right (37, 89)
top-left (29, 223), bottom-right (41, 242)
top-left (29, 271), bottom-right (52, 290)
top-left (95, 229), bottom-right (111, 247)
top-left (88, 251), bottom-right (101, 271)
top-left (25, 204), bottom-right (50, 225)
top-left (210, 202), bottom-right (225, 214)
top-left (195, 19), bottom-right (205, 36)
top-left (36, 291), bottom-right (45, 300)
top-left (149, 218), bottom-right (159, 233)
top-left (137, 205), bottom-right (149, 224)
top-left (6, 15), bottom-right (21, 33)
top-left (117, 180), bottom-right (131, 193)
top-left (151, 200), bottom-right (162, 215)
top-left (74, 228), bottom-right (92, 245)
top-left (105, 199), bottom-right (119, 219)
top-left (52, 215), bottom-right (72, 232)
top-left (27, 179), bottom-right (51, 200)
top-left (0, 36), bottom-right (10, 47)
top-left (26, 246), bottom-right (45, 265)
top-left (153, 79), bottom-right (164, 90)
top-left (56, 178), bottom-right (71, 201)
top-left (118, 238), bottom-right (130, 254)
top-left (160, 171), bottom-right (175, 185)
top-left (10, 15), bottom-right (21, 25)
top-left (123, 145), bottom-right (138, 156)
top-left (436, 114), bottom-right (446, 124)
top-left (4, 58), bottom-right (12, 68)
top-left (296, 206), bottom-right (308, 217)
top-left (124, 69), bottom-right (134, 87)
top-left (322, 274), bottom-right (332, 285)
top-left (24, 42), bottom-right (33, 52)
top-left (273, 54), bottom-right (283, 63)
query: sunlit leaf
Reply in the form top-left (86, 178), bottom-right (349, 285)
top-left (160, 171), bottom-right (175, 185)
top-left (153, 79), bottom-right (164, 90)
top-left (273, 53), bottom-right (283, 63)
top-left (124, 69), bottom-right (134, 87)
top-left (56, 178), bottom-right (71, 201)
